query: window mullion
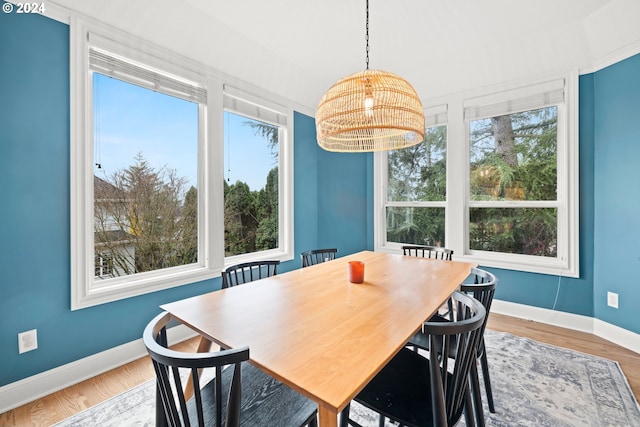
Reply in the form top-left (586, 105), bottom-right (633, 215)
top-left (385, 201), bottom-right (447, 208)
top-left (467, 201), bottom-right (560, 208)
top-left (447, 99), bottom-right (467, 256)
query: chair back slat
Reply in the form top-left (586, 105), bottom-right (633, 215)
top-left (226, 362), bottom-right (243, 426)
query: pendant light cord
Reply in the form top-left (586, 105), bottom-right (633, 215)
top-left (365, 0), bottom-right (370, 70)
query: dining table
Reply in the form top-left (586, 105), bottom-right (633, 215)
top-left (160, 250), bottom-right (476, 427)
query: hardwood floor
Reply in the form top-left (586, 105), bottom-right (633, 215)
top-left (0, 338), bottom-right (201, 427)
top-left (1, 314), bottom-right (638, 427)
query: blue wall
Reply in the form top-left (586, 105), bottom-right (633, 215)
top-left (591, 54), bottom-right (640, 333)
top-left (290, 112), bottom-right (374, 270)
top-left (1, 11), bottom-right (638, 388)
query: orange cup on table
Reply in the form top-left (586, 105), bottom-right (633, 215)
top-left (348, 261), bottom-right (365, 283)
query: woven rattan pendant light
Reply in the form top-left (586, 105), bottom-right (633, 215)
top-left (316, 0), bottom-right (425, 152)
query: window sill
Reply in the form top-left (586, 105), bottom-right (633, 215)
top-left (376, 245), bottom-right (578, 278)
top-left (71, 266), bottom-right (219, 310)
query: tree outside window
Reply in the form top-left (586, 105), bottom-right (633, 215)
top-left (469, 106), bottom-right (558, 257)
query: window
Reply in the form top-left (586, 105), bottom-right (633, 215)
top-left (92, 71), bottom-right (199, 282)
top-left (94, 253), bottom-right (113, 277)
top-left (222, 86), bottom-right (288, 261)
top-left (376, 78), bottom-right (578, 276)
top-left (71, 25), bottom-right (294, 309)
top-left (468, 106), bottom-right (558, 257)
top-left (385, 125), bottom-right (447, 247)
top-left (377, 105), bottom-right (448, 251)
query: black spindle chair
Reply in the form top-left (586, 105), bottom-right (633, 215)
top-left (144, 312), bottom-right (318, 427)
top-left (301, 248), bottom-right (338, 268)
top-left (408, 268), bottom-right (498, 425)
top-left (340, 291), bottom-right (486, 427)
top-left (221, 260), bottom-right (280, 288)
top-left (402, 245), bottom-right (453, 260)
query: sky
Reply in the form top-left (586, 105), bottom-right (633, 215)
top-left (93, 73), bottom-right (276, 192)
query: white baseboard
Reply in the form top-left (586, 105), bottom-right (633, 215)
top-left (0, 324), bottom-right (197, 414)
top-left (593, 318), bottom-right (640, 355)
top-left (492, 299), bottom-right (640, 354)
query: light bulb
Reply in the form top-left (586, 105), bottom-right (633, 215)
top-left (364, 95), bottom-right (374, 118)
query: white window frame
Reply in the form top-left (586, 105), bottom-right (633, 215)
top-left (375, 75), bottom-right (579, 277)
top-left (70, 19), bottom-right (294, 309)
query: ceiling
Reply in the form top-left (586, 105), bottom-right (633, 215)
top-left (49, 0), bottom-right (640, 112)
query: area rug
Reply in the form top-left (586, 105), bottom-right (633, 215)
top-left (53, 330), bottom-right (640, 426)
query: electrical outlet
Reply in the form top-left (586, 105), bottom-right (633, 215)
top-left (18, 329), bottom-right (38, 354)
top-left (607, 292), bottom-right (619, 309)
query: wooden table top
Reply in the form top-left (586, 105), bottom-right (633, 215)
top-left (161, 250), bottom-right (475, 426)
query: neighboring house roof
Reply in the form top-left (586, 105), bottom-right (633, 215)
top-left (94, 175), bottom-right (115, 194)
top-left (94, 175), bottom-right (129, 201)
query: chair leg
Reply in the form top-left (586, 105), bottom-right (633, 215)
top-left (479, 348), bottom-right (495, 413)
top-left (469, 363), bottom-right (486, 427)
top-left (339, 403), bottom-right (351, 427)
top-left (463, 385), bottom-right (476, 427)
top-left (378, 415), bottom-right (385, 427)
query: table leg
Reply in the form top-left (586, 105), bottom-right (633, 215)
top-left (183, 337), bottom-right (213, 400)
top-left (318, 405), bottom-right (339, 427)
